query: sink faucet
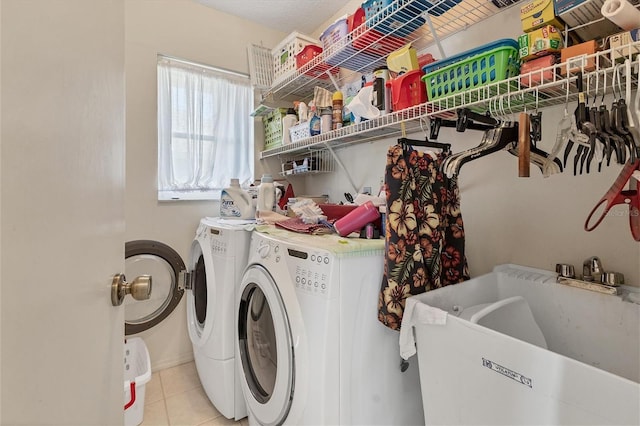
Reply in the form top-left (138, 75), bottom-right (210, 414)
top-left (583, 256), bottom-right (604, 282)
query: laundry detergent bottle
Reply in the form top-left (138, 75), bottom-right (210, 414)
top-left (220, 178), bottom-right (255, 219)
top-left (256, 174), bottom-right (276, 218)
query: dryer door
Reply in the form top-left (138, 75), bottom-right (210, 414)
top-left (237, 264), bottom-right (295, 426)
top-left (186, 237), bottom-right (221, 354)
top-left (124, 240), bottom-right (185, 335)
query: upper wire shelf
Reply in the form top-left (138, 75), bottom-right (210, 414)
top-left (261, 40), bottom-right (640, 159)
top-left (266, 0), bottom-right (522, 100)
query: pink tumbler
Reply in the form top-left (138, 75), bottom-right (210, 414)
top-left (333, 201), bottom-right (381, 237)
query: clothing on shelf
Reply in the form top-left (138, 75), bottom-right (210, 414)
top-left (378, 143), bottom-right (470, 330)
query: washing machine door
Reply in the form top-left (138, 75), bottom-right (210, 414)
top-left (237, 264), bottom-right (295, 426)
top-left (124, 240), bottom-right (185, 335)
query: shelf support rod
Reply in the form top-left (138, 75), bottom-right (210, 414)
top-left (424, 14), bottom-right (447, 59)
top-left (324, 143), bottom-right (359, 194)
top-left (327, 70), bottom-right (340, 93)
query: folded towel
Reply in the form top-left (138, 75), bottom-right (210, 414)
top-left (275, 217), bottom-right (334, 235)
top-left (256, 210), bottom-right (290, 225)
top-left (399, 297), bottom-right (448, 360)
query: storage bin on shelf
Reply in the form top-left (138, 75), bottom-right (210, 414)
top-left (262, 108), bottom-right (288, 150)
top-left (320, 16), bottom-right (381, 71)
top-left (295, 44), bottom-right (339, 79)
top-left (124, 338), bottom-right (151, 426)
top-left (390, 68), bottom-right (427, 111)
top-left (289, 121), bottom-right (312, 144)
top-left (363, 0), bottom-right (462, 38)
top-left (387, 43), bottom-right (419, 74)
top-left (272, 32), bottom-right (319, 85)
top-left (422, 38), bottom-right (520, 101)
top-left (348, 7), bottom-right (406, 57)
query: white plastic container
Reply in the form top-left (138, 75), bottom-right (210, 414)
top-left (124, 337), bottom-right (151, 426)
top-left (220, 178), bottom-right (255, 219)
top-left (256, 174), bottom-right (276, 217)
top-left (282, 109), bottom-right (298, 145)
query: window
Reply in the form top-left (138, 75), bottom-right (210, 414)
top-left (157, 55), bottom-right (254, 201)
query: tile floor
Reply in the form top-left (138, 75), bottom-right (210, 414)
top-left (142, 361), bottom-right (249, 426)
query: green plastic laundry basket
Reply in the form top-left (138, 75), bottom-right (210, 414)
top-left (422, 43), bottom-right (520, 101)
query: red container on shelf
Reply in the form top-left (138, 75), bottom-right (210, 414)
top-left (519, 54), bottom-right (557, 87)
top-left (347, 7), bottom-right (406, 57)
top-left (390, 69), bottom-right (427, 111)
top-left (418, 53), bottom-right (437, 69)
top-left (295, 44), bottom-right (338, 79)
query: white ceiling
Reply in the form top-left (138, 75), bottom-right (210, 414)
top-left (195, 0), bottom-right (349, 35)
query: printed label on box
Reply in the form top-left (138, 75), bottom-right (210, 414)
top-left (521, 0), bottom-right (564, 32)
top-left (519, 25), bottom-right (563, 61)
top-left (610, 29), bottom-right (640, 62)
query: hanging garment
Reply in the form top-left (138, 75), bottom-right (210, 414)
top-left (378, 144), bottom-right (470, 330)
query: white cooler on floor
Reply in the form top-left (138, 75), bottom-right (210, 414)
top-left (124, 337), bottom-right (151, 426)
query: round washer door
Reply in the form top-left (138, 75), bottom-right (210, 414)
top-left (237, 265), bottom-right (294, 426)
top-left (124, 240), bottom-right (185, 335)
top-left (185, 238), bottom-right (219, 351)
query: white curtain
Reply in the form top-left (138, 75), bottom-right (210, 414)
top-left (157, 58), bottom-right (254, 200)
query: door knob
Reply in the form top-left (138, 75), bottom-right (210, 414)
top-left (111, 273), bottom-right (152, 306)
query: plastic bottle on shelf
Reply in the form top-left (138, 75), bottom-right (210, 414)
top-left (220, 178), bottom-right (255, 219)
top-left (256, 174), bottom-right (276, 218)
top-left (332, 91), bottom-right (343, 130)
top-left (373, 66), bottom-right (391, 115)
top-left (282, 108), bottom-right (298, 145)
top-left (320, 107), bottom-right (332, 133)
top-left (298, 102), bottom-right (309, 123)
top-left (309, 102), bottom-right (321, 136)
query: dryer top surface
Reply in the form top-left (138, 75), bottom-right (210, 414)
top-left (201, 216), bottom-right (255, 231)
top-left (253, 226), bottom-right (384, 258)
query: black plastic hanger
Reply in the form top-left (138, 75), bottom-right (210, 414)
top-left (600, 104), bottom-right (625, 164)
top-left (399, 137), bottom-right (451, 154)
top-left (456, 108), bottom-right (499, 132)
top-left (442, 122), bottom-right (519, 177)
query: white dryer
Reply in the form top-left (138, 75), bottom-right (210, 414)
top-left (186, 217), bottom-right (252, 420)
top-left (235, 229), bottom-right (424, 426)
top-left (123, 218), bottom-right (252, 420)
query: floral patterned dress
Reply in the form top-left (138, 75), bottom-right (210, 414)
top-left (378, 144), bottom-right (470, 330)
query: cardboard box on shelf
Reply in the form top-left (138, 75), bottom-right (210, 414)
top-left (518, 25), bottom-right (564, 61)
top-left (520, 54), bottom-right (558, 87)
top-left (555, 0), bottom-right (638, 42)
top-left (521, 0), bottom-right (565, 33)
top-left (560, 40), bottom-right (598, 75)
top-left (610, 29), bottom-right (640, 62)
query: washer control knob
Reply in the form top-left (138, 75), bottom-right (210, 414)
top-left (258, 242), bottom-right (270, 258)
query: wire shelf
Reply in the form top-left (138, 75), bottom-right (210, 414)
top-left (263, 0), bottom-right (520, 100)
top-left (279, 149), bottom-right (336, 176)
top-left (261, 40), bottom-right (640, 159)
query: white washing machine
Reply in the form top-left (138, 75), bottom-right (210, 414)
top-left (186, 217), bottom-right (252, 420)
top-left (235, 229), bottom-right (424, 426)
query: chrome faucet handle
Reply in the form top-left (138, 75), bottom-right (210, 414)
top-left (556, 263), bottom-right (575, 278)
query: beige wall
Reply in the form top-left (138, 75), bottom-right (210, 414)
top-left (124, 0), bottom-right (285, 371)
top-left (301, 7), bottom-right (640, 287)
